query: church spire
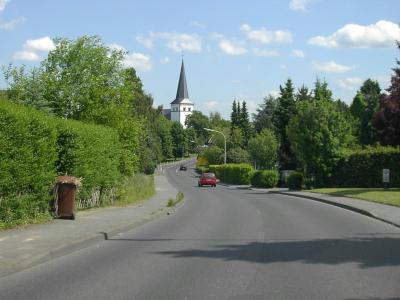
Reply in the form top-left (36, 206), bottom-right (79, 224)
top-left (173, 60), bottom-right (189, 103)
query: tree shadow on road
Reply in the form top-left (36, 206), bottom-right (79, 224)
top-left (153, 236), bottom-right (400, 269)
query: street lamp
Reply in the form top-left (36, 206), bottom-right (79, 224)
top-left (204, 128), bottom-right (226, 164)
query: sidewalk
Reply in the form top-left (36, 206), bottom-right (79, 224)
top-left (0, 171), bottom-right (179, 278)
top-left (271, 189), bottom-right (400, 228)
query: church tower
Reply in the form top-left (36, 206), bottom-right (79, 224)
top-left (170, 60), bottom-right (194, 128)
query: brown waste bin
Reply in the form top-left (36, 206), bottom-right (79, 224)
top-left (54, 176), bottom-right (79, 220)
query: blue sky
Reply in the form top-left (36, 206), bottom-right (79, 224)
top-left (1, 0), bottom-right (399, 118)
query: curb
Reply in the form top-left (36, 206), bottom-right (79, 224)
top-left (270, 191), bottom-right (400, 229)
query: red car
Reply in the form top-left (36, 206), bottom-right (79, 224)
top-left (198, 172), bottom-right (217, 187)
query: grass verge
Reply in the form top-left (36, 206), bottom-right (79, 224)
top-left (116, 174), bottom-right (155, 206)
top-left (309, 188), bottom-right (400, 207)
top-left (167, 191), bottom-right (184, 207)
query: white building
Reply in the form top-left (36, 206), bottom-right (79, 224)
top-left (168, 60), bottom-right (194, 128)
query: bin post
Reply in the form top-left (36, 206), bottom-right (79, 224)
top-left (54, 176), bottom-right (79, 220)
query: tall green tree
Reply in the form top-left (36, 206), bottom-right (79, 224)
top-left (185, 110), bottom-right (210, 144)
top-left (248, 129), bottom-right (279, 169)
top-left (358, 79), bottom-right (381, 145)
top-left (170, 122), bottom-right (187, 158)
top-left (275, 78), bottom-right (296, 169)
top-left (253, 94), bottom-right (278, 134)
top-left (239, 101), bottom-right (252, 146)
top-left (313, 78), bottom-right (333, 102)
top-left (287, 99), bottom-right (355, 186)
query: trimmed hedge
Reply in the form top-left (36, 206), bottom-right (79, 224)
top-left (0, 101), bottom-right (58, 226)
top-left (251, 170), bottom-right (279, 188)
top-left (287, 172), bottom-right (304, 190)
top-left (56, 119), bottom-right (122, 207)
top-left (209, 163), bottom-right (253, 185)
top-left (330, 146), bottom-right (400, 188)
top-left (0, 100), bottom-right (123, 227)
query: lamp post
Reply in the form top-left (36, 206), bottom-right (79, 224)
top-left (204, 128), bottom-right (226, 164)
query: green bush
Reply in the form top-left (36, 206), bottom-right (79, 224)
top-left (211, 163), bottom-right (253, 184)
top-left (0, 101), bottom-right (58, 227)
top-left (330, 146), bottom-right (400, 187)
top-left (251, 170), bottom-right (279, 188)
top-left (287, 172), bottom-right (304, 190)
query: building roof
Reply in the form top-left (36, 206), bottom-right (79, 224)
top-left (171, 60), bottom-right (190, 105)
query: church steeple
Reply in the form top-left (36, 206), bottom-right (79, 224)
top-left (171, 60), bottom-right (189, 104)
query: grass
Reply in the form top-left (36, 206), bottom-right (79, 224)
top-left (116, 174), bottom-right (155, 206)
top-left (308, 188), bottom-right (400, 207)
top-left (167, 191), bottom-right (184, 207)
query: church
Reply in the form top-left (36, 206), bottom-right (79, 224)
top-left (163, 60), bottom-right (194, 128)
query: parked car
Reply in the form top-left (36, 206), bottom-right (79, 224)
top-left (179, 164), bottom-right (187, 171)
top-left (198, 172), bottom-right (217, 187)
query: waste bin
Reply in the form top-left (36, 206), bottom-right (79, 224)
top-left (54, 176), bottom-right (79, 220)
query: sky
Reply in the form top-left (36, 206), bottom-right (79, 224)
top-left (1, 0), bottom-right (399, 119)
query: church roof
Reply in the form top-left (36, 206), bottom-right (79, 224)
top-left (171, 60), bottom-right (190, 104)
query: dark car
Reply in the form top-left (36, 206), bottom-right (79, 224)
top-left (198, 172), bottom-right (217, 187)
top-left (179, 165), bottom-right (187, 171)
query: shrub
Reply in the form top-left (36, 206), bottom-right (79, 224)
top-left (286, 172), bottom-right (304, 190)
top-left (251, 170), bottom-right (279, 188)
top-left (212, 163), bottom-right (253, 184)
top-left (330, 146), bottom-right (400, 187)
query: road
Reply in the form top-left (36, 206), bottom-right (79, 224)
top-left (1, 162), bottom-right (399, 299)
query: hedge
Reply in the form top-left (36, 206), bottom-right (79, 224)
top-left (0, 101), bottom-right (58, 226)
top-left (287, 172), bottom-right (304, 190)
top-left (209, 163), bottom-right (253, 185)
top-left (330, 146), bottom-right (400, 188)
top-left (251, 170), bottom-right (279, 188)
top-left (56, 118), bottom-right (122, 207)
top-left (0, 101), bottom-right (123, 227)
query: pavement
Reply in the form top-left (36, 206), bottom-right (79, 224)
top-left (0, 165), bottom-right (181, 278)
top-left (1, 164), bottom-right (399, 278)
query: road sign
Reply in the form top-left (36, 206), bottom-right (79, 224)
top-left (382, 169), bottom-right (390, 183)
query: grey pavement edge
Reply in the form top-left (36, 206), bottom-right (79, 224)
top-left (270, 190), bottom-right (400, 229)
top-left (0, 160), bottom-right (189, 278)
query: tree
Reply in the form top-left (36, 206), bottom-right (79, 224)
top-left (239, 101), bottom-right (252, 146)
top-left (229, 127), bottom-right (244, 149)
top-left (253, 94), bottom-right (278, 134)
top-left (248, 129), bottom-right (279, 169)
top-left (287, 100), bottom-right (355, 186)
top-left (170, 122), bottom-right (187, 158)
top-left (230, 100), bottom-right (240, 130)
top-left (209, 112), bottom-right (230, 128)
top-left (226, 147), bottom-right (251, 164)
top-left (201, 146), bottom-right (224, 165)
top-left (373, 42), bottom-right (400, 146)
top-left (296, 85), bottom-right (312, 102)
top-left (275, 78), bottom-right (296, 169)
top-left (154, 115), bottom-right (173, 160)
top-left (313, 78), bottom-right (333, 102)
top-left (358, 79), bottom-right (381, 145)
top-left (185, 110), bottom-right (210, 144)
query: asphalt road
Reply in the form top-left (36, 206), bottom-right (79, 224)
top-left (1, 162), bottom-right (399, 300)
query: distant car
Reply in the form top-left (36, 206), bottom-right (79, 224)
top-left (198, 172), bottom-right (217, 187)
top-left (179, 165), bottom-right (187, 171)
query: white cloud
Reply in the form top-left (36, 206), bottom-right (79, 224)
top-left (308, 20), bottom-right (400, 48)
top-left (160, 57), bottom-right (170, 64)
top-left (289, 0), bottom-right (313, 11)
top-left (219, 39), bottom-right (247, 55)
top-left (136, 35), bottom-right (153, 49)
top-left (136, 32), bottom-right (202, 53)
top-left (108, 43), bottom-right (126, 52)
top-left (24, 37), bottom-right (55, 52)
top-left (253, 48), bottom-right (279, 57)
top-left (205, 101), bottom-right (218, 108)
top-left (336, 77), bottom-right (363, 90)
top-left (0, 0), bottom-right (9, 11)
top-left (0, 17), bottom-right (25, 31)
top-left (292, 49), bottom-right (305, 57)
top-left (313, 61), bottom-right (354, 73)
top-left (191, 21), bottom-right (205, 28)
top-left (124, 52), bottom-right (152, 72)
top-left (269, 90), bottom-right (280, 97)
top-left (12, 51), bottom-right (40, 61)
top-left (240, 24), bottom-right (293, 44)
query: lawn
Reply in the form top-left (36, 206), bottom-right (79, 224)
top-left (309, 188), bottom-right (400, 207)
